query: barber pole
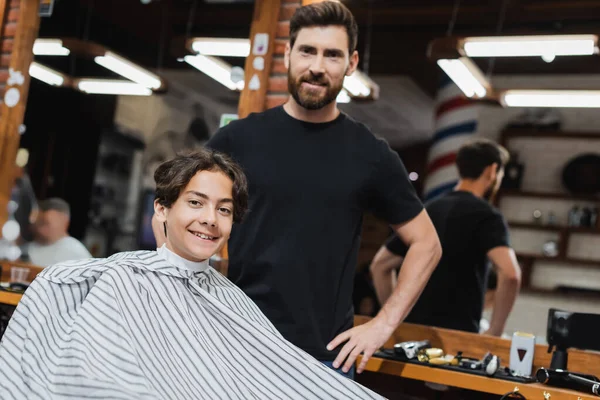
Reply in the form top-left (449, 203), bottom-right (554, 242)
top-left (423, 78), bottom-right (480, 201)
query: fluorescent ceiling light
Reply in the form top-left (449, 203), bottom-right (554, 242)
top-left (501, 90), bottom-right (600, 108)
top-left (437, 57), bottom-right (489, 98)
top-left (184, 55), bottom-right (244, 91)
top-left (29, 62), bottom-right (65, 86)
top-left (78, 79), bottom-right (152, 96)
top-left (336, 89), bottom-right (351, 104)
top-left (33, 39), bottom-right (70, 56)
top-left (191, 38), bottom-right (251, 57)
top-left (188, 37), bottom-right (377, 99)
top-left (95, 52), bottom-right (162, 89)
top-left (463, 34), bottom-right (598, 58)
top-left (343, 71), bottom-right (372, 97)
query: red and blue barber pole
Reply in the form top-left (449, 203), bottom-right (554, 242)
top-left (423, 78), bottom-right (480, 201)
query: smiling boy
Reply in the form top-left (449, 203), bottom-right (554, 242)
top-left (0, 149), bottom-right (383, 399)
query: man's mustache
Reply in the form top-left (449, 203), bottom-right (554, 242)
top-left (300, 76), bottom-right (329, 86)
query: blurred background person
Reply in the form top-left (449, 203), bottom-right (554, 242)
top-left (28, 198), bottom-right (92, 267)
top-left (370, 139), bottom-right (521, 336)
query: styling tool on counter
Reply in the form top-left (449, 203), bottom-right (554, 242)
top-left (482, 352), bottom-right (500, 376)
top-left (536, 367), bottom-right (600, 396)
top-left (510, 332), bottom-right (535, 377)
top-left (393, 340), bottom-right (431, 360)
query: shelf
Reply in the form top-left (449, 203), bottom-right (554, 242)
top-left (498, 189), bottom-right (600, 203)
top-left (508, 221), bottom-right (600, 235)
top-left (567, 226), bottom-right (600, 234)
top-left (508, 222), bottom-right (562, 232)
top-left (516, 253), bottom-right (600, 267)
top-left (521, 287), bottom-right (600, 299)
top-left (501, 129), bottom-right (600, 142)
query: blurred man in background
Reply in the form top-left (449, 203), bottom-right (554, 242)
top-left (28, 198), bottom-right (92, 267)
top-left (370, 139), bottom-right (521, 336)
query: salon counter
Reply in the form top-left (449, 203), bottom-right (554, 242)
top-left (0, 290), bottom-right (22, 306)
top-left (354, 315), bottom-right (600, 399)
top-left (0, 260), bottom-right (43, 306)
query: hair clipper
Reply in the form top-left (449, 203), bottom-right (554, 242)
top-left (394, 340), bottom-right (431, 360)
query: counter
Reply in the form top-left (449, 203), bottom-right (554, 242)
top-left (0, 260), bottom-right (43, 306)
top-left (354, 315), bottom-right (600, 399)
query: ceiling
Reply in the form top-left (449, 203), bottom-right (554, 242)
top-left (38, 0), bottom-right (600, 96)
top-left (33, 0), bottom-right (600, 148)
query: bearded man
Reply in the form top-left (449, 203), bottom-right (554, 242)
top-left (370, 139), bottom-right (521, 337)
top-left (205, 1), bottom-right (442, 379)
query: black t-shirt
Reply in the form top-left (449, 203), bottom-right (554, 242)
top-left (386, 191), bottom-right (509, 333)
top-left (207, 106), bottom-right (422, 360)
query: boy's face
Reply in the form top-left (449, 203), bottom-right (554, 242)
top-left (154, 170), bottom-right (234, 262)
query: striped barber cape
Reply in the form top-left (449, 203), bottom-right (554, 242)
top-left (0, 250), bottom-right (384, 400)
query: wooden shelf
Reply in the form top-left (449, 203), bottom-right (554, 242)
top-left (509, 221), bottom-right (562, 232)
top-left (521, 287), bottom-right (600, 299)
top-left (568, 226), bottom-right (600, 234)
top-left (516, 253), bottom-right (600, 267)
top-left (501, 129), bottom-right (600, 143)
top-left (509, 221), bottom-right (600, 235)
top-left (498, 189), bottom-right (600, 203)
top-left (499, 131), bottom-right (600, 291)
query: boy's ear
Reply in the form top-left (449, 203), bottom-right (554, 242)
top-left (153, 201), bottom-right (168, 246)
top-left (154, 200), bottom-right (167, 223)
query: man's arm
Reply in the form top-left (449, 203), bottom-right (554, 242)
top-left (328, 209), bottom-right (441, 374)
top-left (484, 246), bottom-right (521, 336)
top-left (377, 210), bottom-right (441, 329)
top-left (369, 246), bottom-right (404, 306)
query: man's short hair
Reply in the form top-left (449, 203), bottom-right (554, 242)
top-left (290, 1), bottom-right (358, 55)
top-left (39, 198), bottom-right (71, 218)
top-left (154, 148), bottom-right (249, 223)
top-left (456, 139), bottom-right (510, 180)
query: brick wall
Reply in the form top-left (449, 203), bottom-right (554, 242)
top-left (0, 0), bottom-right (20, 110)
top-left (264, 0), bottom-right (299, 110)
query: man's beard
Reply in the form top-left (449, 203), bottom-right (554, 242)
top-left (287, 68), bottom-right (343, 110)
top-left (483, 178), bottom-right (499, 202)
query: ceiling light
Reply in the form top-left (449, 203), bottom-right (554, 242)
top-left (29, 62), bottom-right (65, 86)
top-left (541, 54), bottom-right (556, 63)
top-left (184, 55), bottom-right (244, 91)
top-left (95, 52), bottom-right (162, 89)
top-left (429, 34), bottom-right (600, 108)
top-left (33, 39), bottom-right (70, 56)
top-left (77, 79), bottom-right (153, 96)
top-left (186, 37), bottom-right (377, 100)
top-left (190, 38), bottom-right (251, 57)
top-left (437, 57), bottom-right (489, 98)
top-left (463, 34), bottom-right (598, 58)
top-left (501, 90), bottom-right (600, 108)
